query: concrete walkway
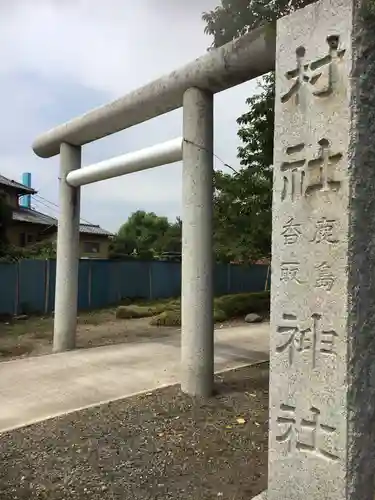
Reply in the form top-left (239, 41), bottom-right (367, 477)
top-left (0, 324), bottom-right (269, 433)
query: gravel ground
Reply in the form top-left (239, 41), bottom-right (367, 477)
top-left (0, 362), bottom-right (269, 500)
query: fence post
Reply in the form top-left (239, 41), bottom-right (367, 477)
top-left (88, 260), bottom-right (92, 309)
top-left (148, 261), bottom-right (153, 300)
top-left (116, 261), bottom-right (121, 303)
top-left (44, 259), bottom-right (51, 315)
top-left (226, 263), bottom-right (231, 295)
top-left (264, 264), bottom-right (270, 291)
top-left (14, 260), bottom-right (20, 316)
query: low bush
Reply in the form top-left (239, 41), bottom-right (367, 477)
top-left (117, 291), bottom-right (269, 326)
top-left (116, 304), bottom-right (164, 319)
top-left (214, 291), bottom-right (270, 318)
top-left (149, 307), bottom-right (228, 327)
top-left (150, 310), bottom-right (181, 327)
top-left (213, 308), bottom-right (228, 323)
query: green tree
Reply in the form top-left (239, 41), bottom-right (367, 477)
top-left (203, 0), bottom-right (313, 261)
top-left (109, 233), bottom-right (137, 260)
top-left (156, 216), bottom-right (182, 255)
top-left (213, 74), bottom-right (274, 261)
top-left (202, 0), bottom-right (313, 49)
top-left (113, 210), bottom-right (180, 260)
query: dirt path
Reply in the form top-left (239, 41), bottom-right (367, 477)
top-left (0, 308), bottom-right (246, 362)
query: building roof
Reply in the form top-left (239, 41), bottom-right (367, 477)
top-left (12, 207), bottom-right (56, 226)
top-left (12, 207), bottom-right (113, 236)
top-left (0, 174), bottom-right (36, 195)
top-left (79, 223), bottom-right (113, 236)
top-left (1, 172), bottom-right (112, 237)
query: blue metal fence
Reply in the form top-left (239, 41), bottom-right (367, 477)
top-left (0, 259), bottom-right (270, 316)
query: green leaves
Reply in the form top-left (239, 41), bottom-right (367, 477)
top-left (203, 0), bottom-right (315, 49)
top-left (203, 0), bottom-right (313, 262)
top-left (110, 210), bottom-right (182, 260)
top-left (213, 166), bottom-right (272, 262)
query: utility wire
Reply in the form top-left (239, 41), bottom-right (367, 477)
top-left (28, 142), bottom-right (238, 230)
top-left (33, 194), bottom-right (97, 226)
top-left (183, 138), bottom-right (239, 175)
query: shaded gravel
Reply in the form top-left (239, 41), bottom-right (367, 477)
top-left (0, 362), bottom-right (269, 500)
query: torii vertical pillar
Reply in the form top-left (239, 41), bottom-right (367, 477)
top-left (181, 87), bottom-right (214, 397)
top-left (53, 142), bottom-right (81, 353)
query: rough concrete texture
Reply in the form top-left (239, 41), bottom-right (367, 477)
top-left (0, 324), bottom-right (269, 434)
top-left (181, 87), bottom-right (214, 397)
top-left (32, 26), bottom-right (275, 158)
top-left (53, 143), bottom-right (81, 353)
top-left (268, 0), bottom-right (375, 499)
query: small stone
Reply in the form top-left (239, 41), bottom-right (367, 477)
top-left (14, 314), bottom-right (28, 321)
top-left (244, 313), bottom-right (263, 323)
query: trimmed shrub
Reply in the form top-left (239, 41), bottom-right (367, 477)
top-left (150, 310), bottom-right (181, 327)
top-left (214, 291), bottom-right (270, 318)
top-left (149, 307), bottom-right (228, 327)
top-left (116, 305), bottom-right (162, 319)
top-left (117, 292), bottom-right (269, 325)
top-left (213, 308), bottom-right (228, 323)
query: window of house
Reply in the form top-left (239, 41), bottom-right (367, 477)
top-left (0, 192), bottom-right (10, 205)
top-left (19, 233), bottom-right (36, 246)
top-left (19, 233), bottom-right (26, 247)
top-left (83, 241), bottom-right (100, 254)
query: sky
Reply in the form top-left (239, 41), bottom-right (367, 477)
top-left (0, 0), bottom-right (259, 233)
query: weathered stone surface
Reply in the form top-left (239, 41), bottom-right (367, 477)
top-left (269, 0), bottom-right (375, 499)
top-left (245, 313), bottom-right (264, 324)
top-left (252, 491), bottom-right (267, 500)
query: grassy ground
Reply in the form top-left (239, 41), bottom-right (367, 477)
top-left (0, 292), bottom-right (269, 362)
top-left (0, 362), bottom-right (269, 500)
top-left (0, 303), bottom-right (179, 361)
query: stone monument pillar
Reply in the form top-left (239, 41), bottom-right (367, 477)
top-left (265, 0), bottom-right (375, 498)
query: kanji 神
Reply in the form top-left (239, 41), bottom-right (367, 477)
top-left (315, 262), bottom-right (336, 291)
top-left (281, 35), bottom-right (346, 104)
top-left (281, 217), bottom-right (302, 245)
top-left (311, 217), bottom-right (338, 244)
top-left (276, 403), bottom-right (339, 461)
top-left (280, 143), bottom-right (306, 201)
top-left (276, 312), bottom-right (338, 368)
top-left (305, 138), bottom-right (342, 195)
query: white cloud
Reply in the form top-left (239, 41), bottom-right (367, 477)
top-left (0, 0), bottom-right (259, 232)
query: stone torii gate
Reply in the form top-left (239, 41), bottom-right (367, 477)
top-left (33, 0), bottom-right (375, 497)
top-left (32, 26), bottom-right (276, 398)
